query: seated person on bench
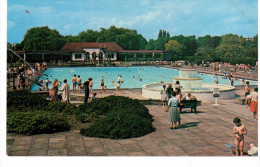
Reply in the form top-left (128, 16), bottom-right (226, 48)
top-left (187, 93), bottom-right (197, 113)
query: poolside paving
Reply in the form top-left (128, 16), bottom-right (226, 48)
top-left (6, 101), bottom-right (258, 156)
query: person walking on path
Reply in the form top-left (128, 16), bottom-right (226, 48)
top-left (160, 85), bottom-right (168, 111)
top-left (168, 92), bottom-right (180, 129)
top-left (245, 81), bottom-right (250, 97)
top-left (72, 74), bottom-right (77, 93)
top-left (62, 79), bottom-right (70, 103)
top-left (82, 78), bottom-right (91, 104)
top-left (246, 88), bottom-right (258, 119)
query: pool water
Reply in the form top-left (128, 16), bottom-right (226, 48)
top-left (31, 66), bottom-right (258, 91)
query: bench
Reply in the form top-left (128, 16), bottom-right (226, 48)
top-left (179, 100), bottom-right (201, 113)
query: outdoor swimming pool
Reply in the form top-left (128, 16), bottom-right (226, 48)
top-left (31, 66), bottom-right (258, 91)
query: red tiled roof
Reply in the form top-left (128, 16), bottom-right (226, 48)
top-left (60, 42), bottom-right (123, 52)
top-left (119, 50), bottom-right (168, 53)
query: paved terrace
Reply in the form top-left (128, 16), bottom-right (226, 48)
top-left (7, 100), bottom-right (258, 156)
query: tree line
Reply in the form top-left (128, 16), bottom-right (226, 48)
top-left (8, 25), bottom-right (258, 65)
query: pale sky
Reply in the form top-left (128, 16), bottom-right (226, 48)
top-left (7, 0), bottom-right (258, 43)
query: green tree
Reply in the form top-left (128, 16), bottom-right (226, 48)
top-left (22, 26), bottom-right (65, 51)
top-left (170, 35), bottom-right (185, 44)
top-left (216, 34), bottom-right (245, 58)
top-left (165, 40), bottom-right (183, 56)
top-left (158, 29), bottom-right (162, 38)
top-left (7, 42), bottom-right (12, 49)
top-left (181, 36), bottom-right (198, 57)
top-left (145, 39), bottom-right (156, 50)
top-left (243, 34), bottom-right (258, 58)
top-left (155, 37), bottom-right (165, 50)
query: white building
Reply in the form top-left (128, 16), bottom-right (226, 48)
top-left (60, 42), bottom-right (123, 62)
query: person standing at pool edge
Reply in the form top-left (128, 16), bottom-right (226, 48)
top-left (72, 74), bottom-right (77, 93)
top-left (83, 78), bottom-right (91, 104)
top-left (62, 79), bottom-right (70, 103)
top-left (89, 78), bottom-right (93, 92)
top-left (100, 78), bottom-right (106, 94)
top-left (245, 81), bottom-right (250, 97)
top-left (77, 75), bottom-right (82, 93)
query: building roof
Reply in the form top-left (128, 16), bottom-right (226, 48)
top-left (60, 42), bottom-right (123, 53)
top-left (119, 50), bottom-right (169, 53)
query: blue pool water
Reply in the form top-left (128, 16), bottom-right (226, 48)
top-left (31, 66), bottom-right (258, 91)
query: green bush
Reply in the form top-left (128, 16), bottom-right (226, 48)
top-left (7, 90), bottom-right (49, 111)
top-left (45, 101), bottom-right (77, 115)
top-left (7, 110), bottom-right (70, 135)
top-left (80, 96), bottom-right (155, 139)
top-left (7, 91), bottom-right (73, 135)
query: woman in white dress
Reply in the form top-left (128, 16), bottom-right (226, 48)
top-left (62, 79), bottom-right (70, 103)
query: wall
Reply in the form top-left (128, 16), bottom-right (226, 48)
top-left (72, 53), bottom-right (85, 61)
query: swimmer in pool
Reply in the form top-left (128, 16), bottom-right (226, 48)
top-left (233, 117), bottom-right (247, 156)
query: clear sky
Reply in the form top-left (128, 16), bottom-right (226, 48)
top-left (7, 0), bottom-right (258, 43)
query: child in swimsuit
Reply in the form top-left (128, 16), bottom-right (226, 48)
top-left (233, 117), bottom-right (247, 156)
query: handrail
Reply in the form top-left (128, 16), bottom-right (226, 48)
top-left (7, 49), bottom-right (47, 76)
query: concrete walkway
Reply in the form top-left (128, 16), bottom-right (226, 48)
top-left (7, 102), bottom-right (258, 156)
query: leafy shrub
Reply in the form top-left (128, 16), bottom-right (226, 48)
top-left (80, 96), bottom-right (155, 139)
top-left (45, 101), bottom-right (77, 115)
top-left (7, 90), bottom-right (49, 111)
top-left (7, 110), bottom-right (70, 135)
top-left (7, 91), bottom-right (73, 135)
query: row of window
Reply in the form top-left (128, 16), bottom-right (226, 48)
top-left (74, 53), bottom-right (115, 60)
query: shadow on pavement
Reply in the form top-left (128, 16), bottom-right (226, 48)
top-left (180, 110), bottom-right (205, 114)
top-left (178, 121), bottom-right (200, 129)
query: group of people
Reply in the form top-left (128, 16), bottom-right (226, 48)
top-left (71, 74), bottom-right (123, 95)
top-left (245, 82), bottom-right (258, 119)
top-left (51, 77), bottom-right (96, 104)
top-left (161, 81), bottom-right (197, 129)
top-left (50, 74), bottom-right (125, 103)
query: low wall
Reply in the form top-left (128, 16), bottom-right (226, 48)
top-left (142, 83), bottom-right (236, 103)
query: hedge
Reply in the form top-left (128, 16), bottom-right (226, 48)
top-left (80, 96), bottom-right (155, 139)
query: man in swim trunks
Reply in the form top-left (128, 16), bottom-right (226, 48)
top-left (233, 117), bottom-right (247, 156)
top-left (77, 75), bottom-right (82, 93)
top-left (72, 74), bottom-right (77, 93)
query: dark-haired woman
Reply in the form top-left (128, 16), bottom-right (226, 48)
top-left (168, 92), bottom-right (180, 129)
